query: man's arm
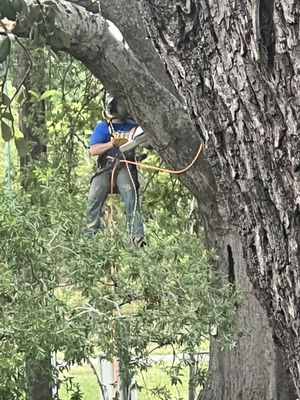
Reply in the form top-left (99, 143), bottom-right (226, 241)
top-left (89, 141), bottom-right (113, 156)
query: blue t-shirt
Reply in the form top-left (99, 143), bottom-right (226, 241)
top-left (89, 120), bottom-right (138, 146)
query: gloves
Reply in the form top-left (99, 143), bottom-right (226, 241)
top-left (112, 132), bottom-right (128, 148)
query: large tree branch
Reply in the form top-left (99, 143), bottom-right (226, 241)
top-left (100, 0), bottom-right (180, 100)
top-left (14, 1), bottom-right (300, 397)
top-left (65, 0), bottom-right (180, 99)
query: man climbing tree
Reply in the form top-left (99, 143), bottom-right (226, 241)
top-left (86, 97), bottom-right (146, 247)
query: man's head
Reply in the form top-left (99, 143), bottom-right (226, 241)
top-left (108, 98), bottom-right (129, 121)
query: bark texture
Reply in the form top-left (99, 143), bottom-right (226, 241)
top-left (140, 0), bottom-right (300, 395)
top-left (17, 0), bottom-right (300, 398)
top-left (201, 229), bottom-right (296, 400)
top-left (101, 0), bottom-right (180, 99)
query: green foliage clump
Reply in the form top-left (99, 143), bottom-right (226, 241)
top-left (0, 172), bottom-right (240, 398)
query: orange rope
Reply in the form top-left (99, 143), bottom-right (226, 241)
top-left (119, 142), bottom-right (204, 174)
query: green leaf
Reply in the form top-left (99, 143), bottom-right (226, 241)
top-left (0, 37), bottom-right (11, 64)
top-left (16, 85), bottom-right (27, 105)
top-left (0, 0), bottom-right (17, 20)
top-left (50, 28), bottom-right (70, 50)
top-left (15, 137), bottom-right (29, 156)
top-left (1, 120), bottom-right (13, 141)
top-left (40, 89), bottom-right (56, 100)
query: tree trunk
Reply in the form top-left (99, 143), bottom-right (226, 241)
top-left (199, 228), bottom-right (296, 400)
top-left (16, 1), bottom-right (300, 398)
top-left (140, 0), bottom-right (300, 396)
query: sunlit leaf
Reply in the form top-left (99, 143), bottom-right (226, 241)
top-left (16, 85), bottom-right (27, 105)
top-left (40, 89), bottom-right (57, 100)
top-left (28, 90), bottom-right (40, 99)
top-left (1, 111), bottom-right (13, 122)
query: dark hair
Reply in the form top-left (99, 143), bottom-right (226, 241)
top-left (108, 98), bottom-right (118, 114)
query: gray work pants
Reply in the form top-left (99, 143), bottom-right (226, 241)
top-left (86, 167), bottom-right (144, 238)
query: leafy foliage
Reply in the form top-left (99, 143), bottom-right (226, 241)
top-left (0, 175), bottom-right (239, 399)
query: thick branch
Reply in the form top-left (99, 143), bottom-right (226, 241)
top-left (101, 0), bottom-right (180, 100)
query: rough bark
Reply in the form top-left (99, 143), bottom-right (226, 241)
top-left (15, 1), bottom-right (300, 398)
top-left (65, 0), bottom-right (98, 13)
top-left (140, 0), bottom-right (300, 396)
top-left (200, 229), bottom-right (296, 400)
top-left (67, 0), bottom-right (178, 96)
top-left (20, 0), bottom-right (216, 204)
